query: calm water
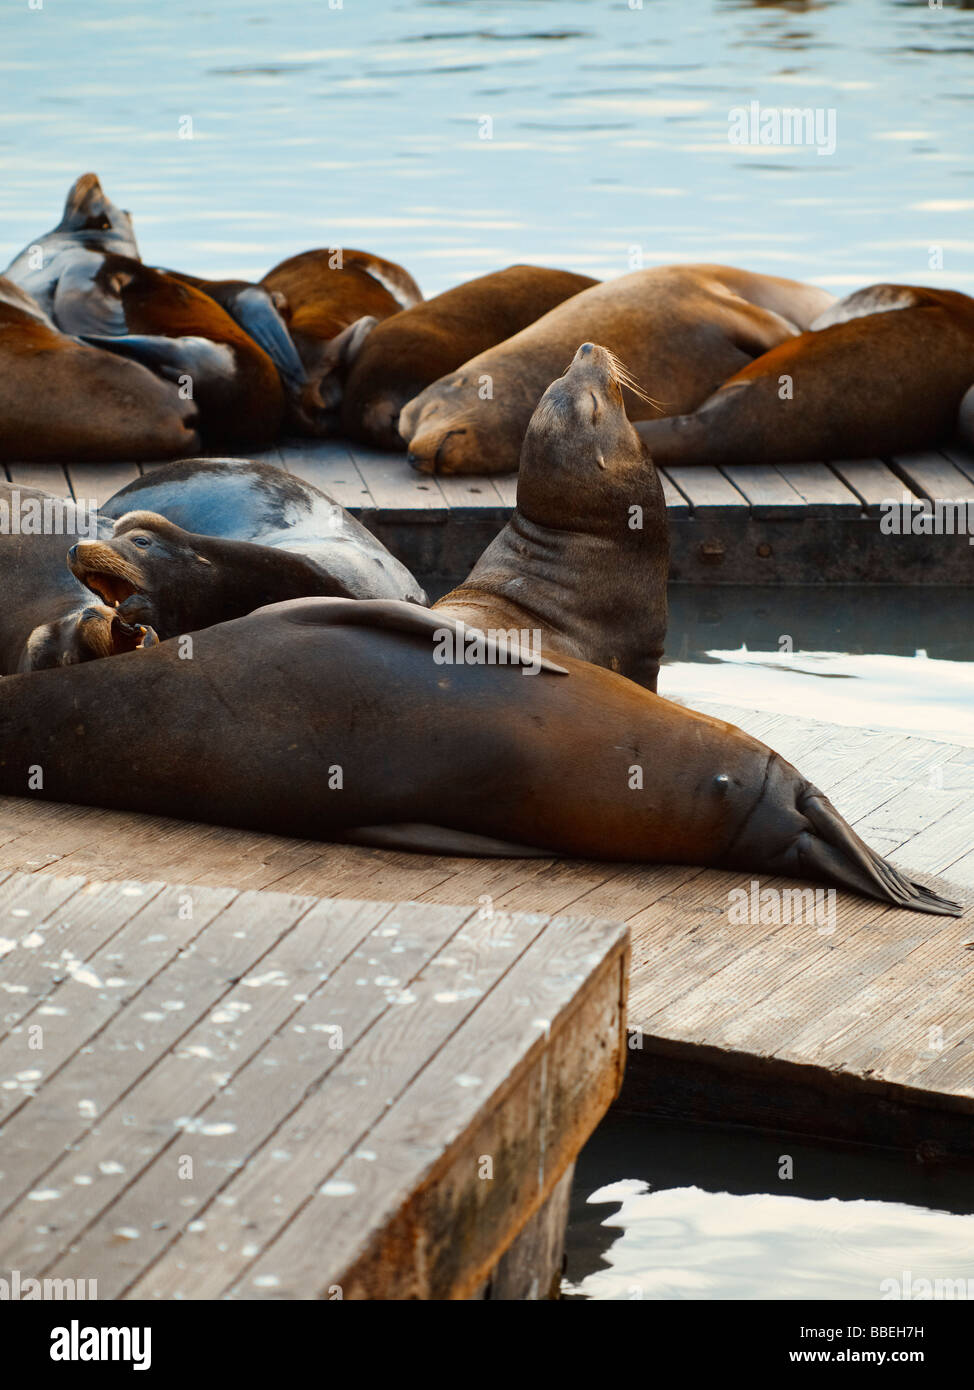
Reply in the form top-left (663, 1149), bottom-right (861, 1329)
top-left (2, 0), bottom-right (974, 296)
top-left (3, 0), bottom-right (972, 1303)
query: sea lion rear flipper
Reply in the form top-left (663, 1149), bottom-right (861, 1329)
top-left (344, 824), bottom-right (555, 858)
top-left (273, 596), bottom-right (570, 674)
top-left (226, 287), bottom-right (308, 389)
top-left (79, 333), bottom-right (234, 384)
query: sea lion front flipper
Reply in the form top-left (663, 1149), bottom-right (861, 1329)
top-left (343, 824), bottom-right (555, 858)
top-left (225, 287), bottom-right (308, 389)
top-left (79, 333), bottom-right (235, 384)
top-left (52, 257), bottom-right (130, 337)
top-left (272, 595), bottom-right (570, 674)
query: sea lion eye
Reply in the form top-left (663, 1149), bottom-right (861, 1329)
top-left (131, 536), bottom-right (151, 548)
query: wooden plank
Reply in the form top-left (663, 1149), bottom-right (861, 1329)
top-left (77, 901), bottom-right (552, 1298)
top-left (66, 462), bottom-right (140, 508)
top-left (278, 440), bottom-right (374, 510)
top-left (657, 468), bottom-right (690, 517)
top-left (774, 462), bottom-right (862, 518)
top-left (941, 444), bottom-right (974, 487)
top-left (720, 464), bottom-right (807, 519)
top-left (662, 465), bottom-right (749, 517)
top-left (227, 910), bottom-right (627, 1299)
top-left (493, 476), bottom-right (519, 508)
top-left (887, 451), bottom-right (974, 503)
top-left (4, 464), bottom-right (71, 497)
top-left (348, 444), bottom-right (448, 517)
top-left (435, 474), bottom-right (506, 510)
top-left (827, 458), bottom-right (913, 517)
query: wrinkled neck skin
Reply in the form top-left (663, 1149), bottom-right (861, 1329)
top-left (435, 509), bottom-right (667, 690)
top-left (151, 537), bottom-right (352, 639)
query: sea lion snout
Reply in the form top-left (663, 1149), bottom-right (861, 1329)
top-left (68, 537), bottom-right (147, 609)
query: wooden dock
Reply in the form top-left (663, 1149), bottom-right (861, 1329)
top-left (0, 703), bottom-right (971, 1178)
top-left (0, 873), bottom-right (628, 1300)
top-left (5, 439), bottom-right (974, 587)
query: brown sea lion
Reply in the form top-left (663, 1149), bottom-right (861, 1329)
top-left (3, 173), bottom-right (140, 318)
top-left (160, 270), bottom-right (323, 434)
top-left (99, 457), bottom-right (426, 603)
top-left (399, 263), bottom-right (834, 474)
top-left (0, 484), bottom-right (156, 673)
top-left (433, 343), bottom-right (667, 691)
top-left (633, 284), bottom-right (974, 465)
top-left (260, 247), bottom-right (423, 431)
top-left (0, 595), bottom-right (957, 917)
top-left (66, 510), bottom-right (386, 641)
top-left (0, 277), bottom-right (200, 464)
top-left (50, 254), bottom-right (285, 449)
top-left (339, 264), bottom-right (598, 450)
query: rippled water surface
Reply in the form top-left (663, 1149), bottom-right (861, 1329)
top-left (2, 0), bottom-right (974, 295)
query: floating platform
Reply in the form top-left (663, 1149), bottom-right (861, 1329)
top-left (6, 440), bottom-right (974, 587)
top-left (0, 873), bottom-right (628, 1300)
top-left (0, 705), bottom-right (970, 1183)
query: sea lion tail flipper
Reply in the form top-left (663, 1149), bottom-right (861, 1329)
top-left (343, 824), bottom-right (554, 858)
top-left (228, 287), bottom-right (308, 389)
top-left (798, 790), bottom-right (962, 916)
top-left (79, 333), bottom-right (233, 384)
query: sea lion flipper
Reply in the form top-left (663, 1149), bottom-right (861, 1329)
top-left (52, 257), bottom-right (129, 338)
top-left (274, 596), bottom-right (570, 674)
top-left (79, 333), bottom-right (232, 384)
top-left (227, 287), bottom-right (308, 389)
top-left (343, 824), bottom-right (555, 858)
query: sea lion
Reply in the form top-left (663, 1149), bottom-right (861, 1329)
top-left (433, 343), bottom-right (667, 691)
top-left (0, 277), bottom-right (200, 464)
top-left (3, 173), bottom-right (140, 318)
top-left (0, 484), bottom-right (156, 673)
top-left (633, 284), bottom-right (974, 465)
top-left (160, 270), bottom-right (324, 434)
top-left (339, 264), bottom-right (598, 450)
top-left (49, 254), bottom-right (285, 449)
top-left (260, 248), bottom-right (423, 431)
top-left (66, 511), bottom-right (385, 640)
top-left (99, 458), bottom-right (426, 603)
top-left (399, 264), bottom-right (835, 474)
top-left (0, 595), bottom-right (957, 917)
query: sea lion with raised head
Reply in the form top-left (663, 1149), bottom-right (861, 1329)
top-left (50, 255), bottom-right (285, 449)
top-left (0, 277), bottom-right (200, 464)
top-left (339, 264), bottom-right (598, 449)
top-left (3, 173), bottom-right (140, 318)
top-left (0, 484), bottom-right (156, 673)
top-left (260, 247), bottom-right (423, 431)
top-left (0, 595), bottom-right (958, 917)
top-left (433, 343), bottom-right (667, 690)
top-left (634, 284), bottom-right (974, 465)
top-left (400, 263), bottom-right (834, 474)
top-left (100, 458), bottom-right (426, 603)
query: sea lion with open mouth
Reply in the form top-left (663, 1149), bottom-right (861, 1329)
top-left (0, 595), bottom-right (958, 918)
top-left (99, 458), bottom-right (426, 604)
top-left (399, 263), bottom-right (834, 475)
top-left (339, 264), bottom-right (598, 450)
top-left (0, 484), bottom-right (156, 673)
top-left (433, 343), bottom-right (668, 691)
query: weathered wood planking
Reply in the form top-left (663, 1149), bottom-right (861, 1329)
top-left (0, 875), bottom-right (627, 1301)
top-left (11, 443), bottom-right (969, 583)
top-left (0, 704), bottom-right (970, 1163)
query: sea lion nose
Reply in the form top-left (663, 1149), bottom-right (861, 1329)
top-left (579, 343), bottom-right (594, 356)
top-left (68, 543), bottom-right (79, 562)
